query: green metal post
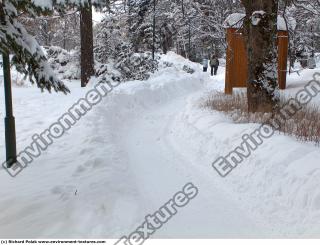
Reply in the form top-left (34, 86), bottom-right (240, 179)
top-left (152, 0), bottom-right (156, 60)
top-left (188, 18), bottom-right (191, 60)
top-left (2, 52), bottom-right (17, 168)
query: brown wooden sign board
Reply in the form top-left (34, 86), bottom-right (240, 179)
top-left (225, 28), bottom-right (289, 94)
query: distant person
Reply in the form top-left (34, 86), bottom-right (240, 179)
top-left (308, 51), bottom-right (316, 69)
top-left (210, 54), bottom-right (219, 76)
top-left (202, 57), bottom-right (209, 72)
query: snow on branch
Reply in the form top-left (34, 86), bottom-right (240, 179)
top-left (224, 12), bottom-right (296, 31)
top-left (250, 11), bottom-right (266, 26)
top-left (0, 0), bottom-right (69, 93)
top-left (31, 0), bottom-right (107, 10)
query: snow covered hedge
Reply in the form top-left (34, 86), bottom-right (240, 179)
top-left (114, 43), bottom-right (159, 81)
top-left (45, 46), bottom-right (80, 80)
top-left (94, 16), bottom-right (159, 83)
top-left (43, 44), bottom-right (159, 84)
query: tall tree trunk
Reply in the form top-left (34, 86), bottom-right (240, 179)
top-left (80, 1), bottom-right (94, 87)
top-left (181, 0), bottom-right (185, 18)
top-left (152, 0), bottom-right (156, 59)
top-left (242, 0), bottom-right (280, 113)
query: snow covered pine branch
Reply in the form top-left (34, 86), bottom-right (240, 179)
top-left (0, 0), bottom-right (105, 93)
top-left (0, 0), bottom-right (69, 93)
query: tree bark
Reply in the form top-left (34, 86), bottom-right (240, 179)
top-left (242, 0), bottom-right (280, 113)
top-left (80, 1), bottom-right (94, 87)
top-left (152, 0), bottom-right (156, 59)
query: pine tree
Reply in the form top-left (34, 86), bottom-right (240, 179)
top-left (95, 16), bottom-right (124, 63)
top-left (0, 0), bottom-right (69, 93)
top-left (0, 0), bottom-right (107, 92)
top-left (127, 0), bottom-right (154, 52)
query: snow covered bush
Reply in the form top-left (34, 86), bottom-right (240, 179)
top-left (182, 65), bottom-right (195, 74)
top-left (162, 61), bottom-right (174, 68)
top-left (95, 63), bottom-right (122, 84)
top-left (45, 46), bottom-right (80, 80)
top-left (114, 42), bottom-right (158, 81)
top-left (94, 14), bottom-right (158, 82)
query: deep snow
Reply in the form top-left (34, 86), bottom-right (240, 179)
top-left (0, 52), bottom-right (320, 239)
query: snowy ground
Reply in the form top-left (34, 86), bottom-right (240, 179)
top-left (0, 52), bottom-right (320, 239)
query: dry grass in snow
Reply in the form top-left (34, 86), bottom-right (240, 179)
top-left (202, 91), bottom-right (320, 145)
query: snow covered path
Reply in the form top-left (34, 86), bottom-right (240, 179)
top-left (120, 94), bottom-right (271, 238)
top-left (0, 55), bottom-right (271, 238)
top-left (1, 52), bottom-right (320, 238)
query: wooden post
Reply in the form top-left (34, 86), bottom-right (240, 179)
top-left (278, 31), bottom-right (289, 90)
top-left (225, 29), bottom-right (234, 94)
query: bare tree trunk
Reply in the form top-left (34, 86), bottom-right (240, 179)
top-left (63, 19), bottom-right (67, 50)
top-left (80, 1), bottom-right (94, 87)
top-left (181, 0), bottom-right (185, 18)
top-left (152, 0), bottom-right (156, 59)
top-left (242, 0), bottom-right (280, 113)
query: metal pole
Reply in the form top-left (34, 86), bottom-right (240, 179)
top-left (152, 0), bottom-right (156, 60)
top-left (2, 52), bottom-right (17, 168)
top-left (188, 18), bottom-right (191, 60)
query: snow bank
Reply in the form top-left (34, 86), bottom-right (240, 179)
top-left (170, 66), bottom-right (320, 237)
top-left (96, 52), bottom-right (204, 124)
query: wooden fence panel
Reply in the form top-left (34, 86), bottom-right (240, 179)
top-left (278, 31), bottom-right (289, 90)
top-left (225, 28), bottom-right (289, 94)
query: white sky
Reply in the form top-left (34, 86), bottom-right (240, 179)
top-left (92, 9), bottom-right (104, 24)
